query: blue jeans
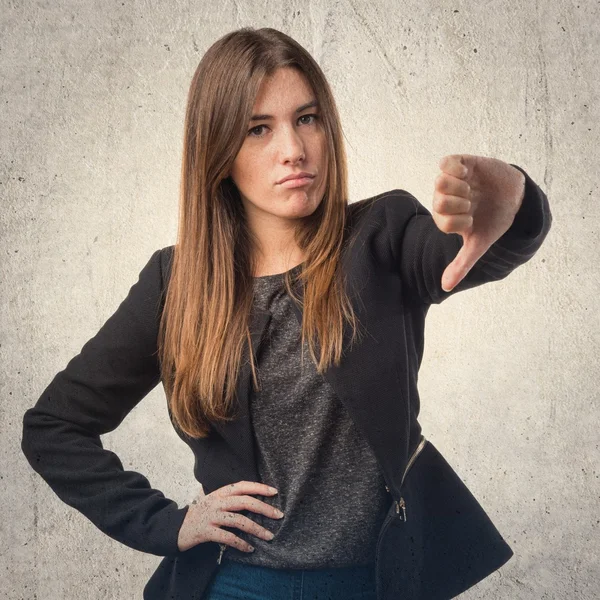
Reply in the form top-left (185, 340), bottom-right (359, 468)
top-left (203, 558), bottom-right (377, 600)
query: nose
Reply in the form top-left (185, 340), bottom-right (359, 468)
top-left (278, 125), bottom-right (305, 164)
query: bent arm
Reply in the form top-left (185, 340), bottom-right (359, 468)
top-left (21, 248), bottom-right (188, 556)
top-left (386, 164), bottom-right (553, 305)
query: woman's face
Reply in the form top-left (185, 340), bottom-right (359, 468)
top-left (229, 67), bottom-right (327, 244)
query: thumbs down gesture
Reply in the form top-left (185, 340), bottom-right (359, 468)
top-left (433, 154), bottom-right (526, 292)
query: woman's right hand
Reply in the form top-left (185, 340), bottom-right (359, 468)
top-left (177, 481), bottom-right (284, 553)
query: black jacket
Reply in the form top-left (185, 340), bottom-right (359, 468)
top-left (21, 163), bottom-right (552, 599)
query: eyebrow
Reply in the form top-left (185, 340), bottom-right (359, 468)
top-left (249, 100), bottom-right (319, 122)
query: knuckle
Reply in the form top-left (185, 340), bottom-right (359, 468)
top-left (252, 521), bottom-right (263, 535)
top-left (240, 513), bottom-right (254, 527)
top-left (226, 531), bottom-right (239, 546)
top-left (433, 193), bottom-right (446, 212)
top-left (436, 196), bottom-right (450, 213)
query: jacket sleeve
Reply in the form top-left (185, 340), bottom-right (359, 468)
top-left (385, 164), bottom-right (553, 305)
top-left (21, 247), bottom-right (189, 557)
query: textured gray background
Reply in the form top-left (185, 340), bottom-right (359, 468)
top-left (2, 1), bottom-right (599, 598)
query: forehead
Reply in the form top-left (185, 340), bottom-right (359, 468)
top-left (252, 68), bottom-right (315, 111)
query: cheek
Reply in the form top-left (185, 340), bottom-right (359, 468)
top-left (234, 151), bottom-right (265, 182)
top-left (315, 137), bottom-right (327, 167)
top-left (231, 155), bottom-right (254, 185)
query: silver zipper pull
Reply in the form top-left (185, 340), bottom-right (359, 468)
top-left (398, 496), bottom-right (407, 521)
top-left (217, 543), bottom-right (226, 564)
top-left (385, 485), bottom-right (390, 493)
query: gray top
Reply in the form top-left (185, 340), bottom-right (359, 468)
top-left (224, 263), bottom-right (390, 568)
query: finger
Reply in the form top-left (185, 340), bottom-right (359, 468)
top-left (433, 194), bottom-right (472, 215)
top-left (216, 511), bottom-right (275, 541)
top-left (213, 527), bottom-right (255, 553)
top-left (217, 481), bottom-right (277, 497)
top-left (439, 155), bottom-right (468, 179)
top-left (441, 238), bottom-right (487, 291)
top-left (432, 212), bottom-right (473, 234)
top-left (435, 172), bottom-right (471, 198)
top-left (224, 495), bottom-right (284, 520)
top-left (441, 271), bottom-right (458, 293)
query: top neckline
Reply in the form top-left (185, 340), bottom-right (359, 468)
top-left (252, 262), bottom-right (305, 281)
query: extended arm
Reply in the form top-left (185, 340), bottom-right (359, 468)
top-left (386, 162), bottom-right (552, 305)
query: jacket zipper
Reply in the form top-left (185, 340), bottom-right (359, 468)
top-left (384, 435), bottom-right (427, 521)
top-left (217, 436), bottom-right (428, 566)
top-left (376, 435), bottom-right (428, 599)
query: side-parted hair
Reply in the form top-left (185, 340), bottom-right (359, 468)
top-left (158, 27), bottom-right (363, 439)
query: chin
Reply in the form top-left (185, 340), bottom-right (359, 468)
top-left (289, 191), bottom-right (320, 212)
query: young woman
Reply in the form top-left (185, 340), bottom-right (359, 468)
top-left (21, 27), bottom-right (552, 600)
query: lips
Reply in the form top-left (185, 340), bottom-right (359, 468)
top-left (277, 172), bottom-right (315, 184)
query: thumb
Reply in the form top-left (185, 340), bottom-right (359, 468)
top-left (187, 484), bottom-right (206, 505)
top-left (441, 237), bottom-right (486, 292)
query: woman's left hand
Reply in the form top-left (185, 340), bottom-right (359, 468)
top-left (432, 154), bottom-right (526, 292)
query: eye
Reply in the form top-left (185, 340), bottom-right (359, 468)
top-left (298, 114), bottom-right (319, 126)
top-left (247, 114), bottom-right (320, 137)
top-left (248, 124), bottom-right (268, 137)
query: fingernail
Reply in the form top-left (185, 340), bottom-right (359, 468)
top-left (269, 487), bottom-right (278, 494)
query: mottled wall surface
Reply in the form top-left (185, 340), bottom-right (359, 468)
top-left (2, 1), bottom-right (598, 598)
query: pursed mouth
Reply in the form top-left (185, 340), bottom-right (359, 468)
top-left (278, 173), bottom-right (315, 184)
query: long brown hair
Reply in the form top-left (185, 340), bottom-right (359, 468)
top-left (158, 27), bottom-right (363, 439)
